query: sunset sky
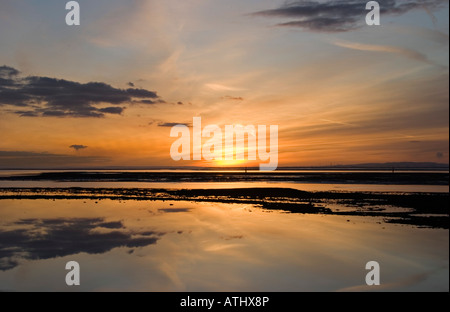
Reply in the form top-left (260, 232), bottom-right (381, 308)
top-left (0, 0), bottom-right (449, 168)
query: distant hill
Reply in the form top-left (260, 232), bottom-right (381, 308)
top-left (330, 162), bottom-right (449, 169)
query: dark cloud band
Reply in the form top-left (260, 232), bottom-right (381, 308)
top-left (252, 0), bottom-right (445, 32)
top-left (0, 66), bottom-right (166, 118)
top-left (0, 150), bottom-right (109, 169)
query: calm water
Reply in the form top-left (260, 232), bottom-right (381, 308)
top-left (0, 181), bottom-right (448, 193)
top-left (0, 169), bottom-right (448, 193)
top-left (0, 198), bottom-right (448, 291)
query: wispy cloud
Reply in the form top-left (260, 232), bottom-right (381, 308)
top-left (320, 119), bottom-right (355, 126)
top-left (221, 95), bottom-right (244, 101)
top-left (205, 83), bottom-right (244, 92)
top-left (333, 39), bottom-right (433, 64)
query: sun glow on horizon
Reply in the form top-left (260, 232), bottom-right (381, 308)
top-left (213, 159), bottom-right (248, 167)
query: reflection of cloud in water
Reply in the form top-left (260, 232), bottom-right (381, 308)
top-left (158, 208), bottom-right (191, 213)
top-left (336, 269), bottom-right (441, 292)
top-left (222, 235), bottom-right (244, 241)
top-left (0, 218), bottom-right (163, 271)
top-left (205, 243), bottom-right (245, 252)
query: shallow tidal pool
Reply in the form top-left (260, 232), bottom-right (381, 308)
top-left (0, 198), bottom-right (448, 291)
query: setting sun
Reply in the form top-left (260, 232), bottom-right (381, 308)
top-left (214, 159), bottom-right (247, 167)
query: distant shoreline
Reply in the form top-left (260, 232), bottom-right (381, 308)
top-left (0, 161), bottom-right (448, 171)
top-left (0, 171), bottom-right (448, 185)
top-left (0, 166), bottom-right (448, 172)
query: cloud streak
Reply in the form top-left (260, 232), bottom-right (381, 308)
top-left (222, 95), bottom-right (244, 101)
top-left (0, 65), bottom-right (166, 118)
top-left (0, 150), bottom-right (109, 169)
top-left (70, 145), bottom-right (88, 151)
top-left (334, 39), bottom-right (433, 64)
top-left (252, 0), bottom-right (446, 32)
top-left (205, 83), bottom-right (244, 92)
top-left (158, 122), bottom-right (192, 128)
